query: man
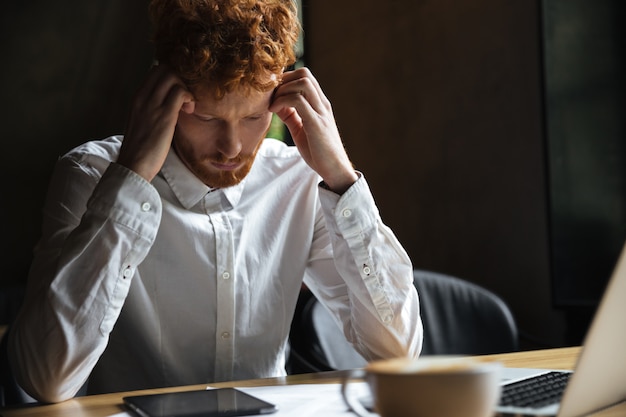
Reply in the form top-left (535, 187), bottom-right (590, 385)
top-left (8, 0), bottom-right (422, 403)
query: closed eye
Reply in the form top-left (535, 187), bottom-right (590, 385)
top-left (193, 114), bottom-right (216, 122)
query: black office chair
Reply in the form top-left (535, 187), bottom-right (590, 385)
top-left (414, 269), bottom-right (519, 355)
top-left (287, 289), bottom-right (368, 373)
top-left (287, 269), bottom-right (519, 373)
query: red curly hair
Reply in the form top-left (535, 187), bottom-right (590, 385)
top-left (149, 0), bottom-right (300, 98)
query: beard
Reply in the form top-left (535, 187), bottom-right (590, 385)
top-left (173, 137), bottom-right (263, 189)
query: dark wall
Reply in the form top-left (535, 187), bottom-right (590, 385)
top-left (305, 0), bottom-right (565, 348)
top-left (305, 0), bottom-right (624, 348)
top-left (543, 0), bottom-right (626, 308)
top-left (0, 1), bottom-right (152, 288)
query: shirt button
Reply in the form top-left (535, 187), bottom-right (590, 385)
top-left (123, 267), bottom-right (133, 279)
top-left (342, 209), bottom-right (352, 218)
top-left (141, 202), bottom-right (151, 212)
top-left (222, 271), bottom-right (231, 280)
top-left (383, 315), bottom-right (393, 324)
top-left (362, 265), bottom-right (372, 275)
top-left (221, 332), bottom-right (231, 339)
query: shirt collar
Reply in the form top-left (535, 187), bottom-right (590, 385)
top-left (160, 148), bottom-right (245, 209)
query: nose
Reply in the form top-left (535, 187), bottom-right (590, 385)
top-left (216, 123), bottom-right (242, 159)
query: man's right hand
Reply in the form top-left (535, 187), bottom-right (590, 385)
top-left (117, 64), bottom-right (195, 182)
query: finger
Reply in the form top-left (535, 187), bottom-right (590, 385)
top-left (134, 66), bottom-right (192, 115)
top-left (280, 67), bottom-right (321, 91)
top-left (275, 107), bottom-right (313, 159)
top-left (152, 72), bottom-right (193, 110)
top-left (273, 69), bottom-right (328, 114)
top-left (270, 88), bottom-right (326, 136)
top-left (133, 64), bottom-right (170, 103)
top-left (163, 83), bottom-right (195, 115)
top-left (275, 107), bottom-right (303, 135)
top-left (181, 100), bottom-right (195, 114)
top-left (280, 67), bottom-right (326, 103)
top-left (269, 83), bottom-right (323, 120)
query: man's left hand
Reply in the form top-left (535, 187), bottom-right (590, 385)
top-left (269, 67), bottom-right (359, 194)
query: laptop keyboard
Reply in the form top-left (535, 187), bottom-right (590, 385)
top-left (499, 371), bottom-right (572, 409)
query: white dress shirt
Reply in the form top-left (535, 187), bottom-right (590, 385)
top-left (9, 136), bottom-right (422, 403)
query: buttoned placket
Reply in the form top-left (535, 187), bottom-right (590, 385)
top-left (209, 210), bottom-right (236, 381)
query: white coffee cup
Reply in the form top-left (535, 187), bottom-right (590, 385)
top-left (341, 356), bottom-right (502, 417)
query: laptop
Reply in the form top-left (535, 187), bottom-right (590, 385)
top-left (495, 242), bottom-right (626, 416)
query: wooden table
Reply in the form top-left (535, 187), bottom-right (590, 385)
top-left (1, 347), bottom-right (624, 417)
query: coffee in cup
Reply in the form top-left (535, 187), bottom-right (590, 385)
top-left (341, 356), bottom-right (502, 417)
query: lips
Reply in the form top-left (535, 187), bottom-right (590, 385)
top-left (210, 160), bottom-right (242, 171)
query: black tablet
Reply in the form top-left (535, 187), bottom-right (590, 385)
top-left (123, 387), bottom-right (278, 417)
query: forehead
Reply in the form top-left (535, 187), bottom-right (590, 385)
top-left (193, 88), bottom-right (274, 117)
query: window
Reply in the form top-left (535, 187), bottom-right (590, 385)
top-left (267, 0), bottom-right (305, 144)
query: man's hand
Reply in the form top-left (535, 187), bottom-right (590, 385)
top-left (269, 67), bottom-right (358, 194)
top-left (117, 65), bottom-right (195, 182)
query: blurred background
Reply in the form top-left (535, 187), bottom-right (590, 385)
top-left (1, 0), bottom-right (624, 350)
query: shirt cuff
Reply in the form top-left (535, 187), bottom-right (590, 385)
top-left (318, 172), bottom-right (379, 239)
top-left (87, 163), bottom-right (162, 240)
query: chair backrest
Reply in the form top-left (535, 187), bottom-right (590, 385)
top-left (287, 289), bottom-right (358, 373)
top-left (287, 269), bottom-right (519, 373)
top-left (414, 269), bottom-right (519, 355)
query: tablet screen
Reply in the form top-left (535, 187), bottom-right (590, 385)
top-left (124, 388), bottom-right (277, 417)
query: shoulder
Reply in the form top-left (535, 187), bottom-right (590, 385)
top-left (254, 138), bottom-right (315, 176)
top-left (248, 138), bottom-right (320, 186)
top-left (256, 138), bottom-right (312, 170)
top-left (257, 137), bottom-right (301, 159)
